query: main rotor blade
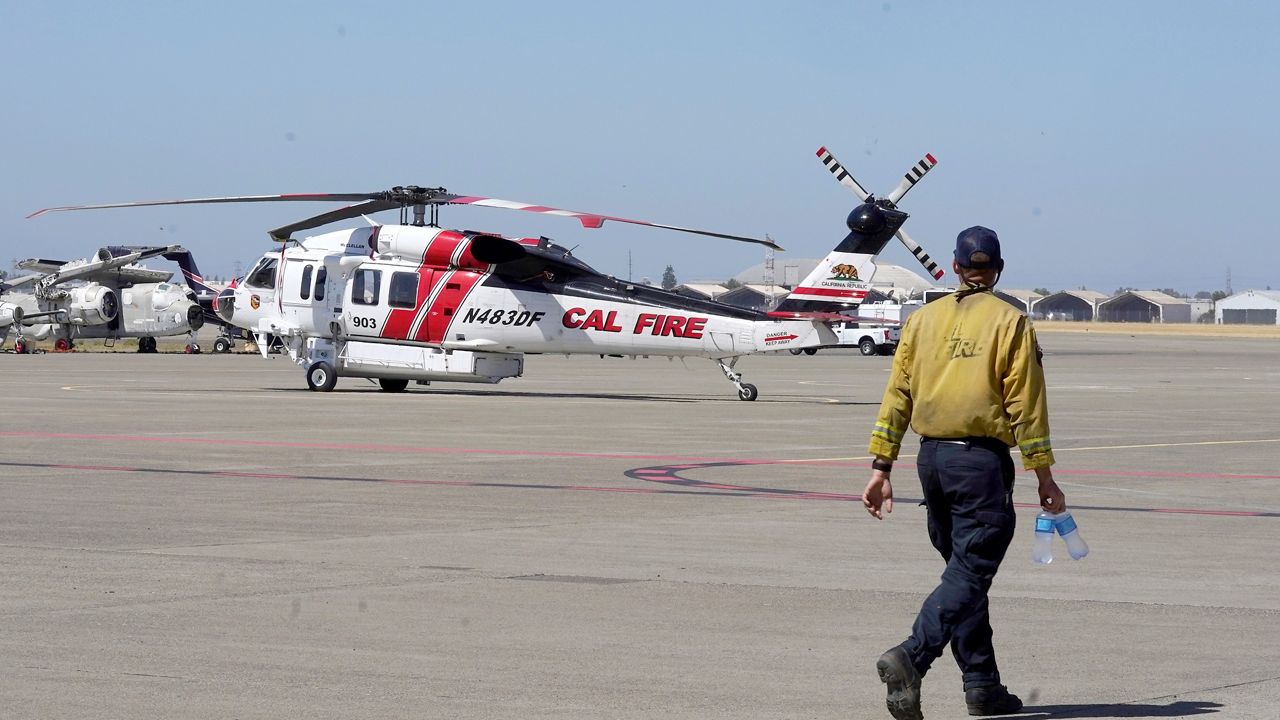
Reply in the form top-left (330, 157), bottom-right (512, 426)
top-left (268, 199), bottom-right (401, 241)
top-left (895, 227), bottom-right (945, 281)
top-left (886, 153), bottom-right (938, 205)
top-left (446, 195), bottom-right (782, 250)
top-left (816, 146), bottom-right (871, 201)
top-left (27, 193), bottom-right (384, 219)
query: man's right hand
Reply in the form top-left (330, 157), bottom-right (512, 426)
top-left (862, 470), bottom-right (894, 520)
top-left (1034, 467), bottom-right (1067, 512)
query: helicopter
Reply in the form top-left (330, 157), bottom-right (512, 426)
top-left (28, 147), bottom-right (944, 398)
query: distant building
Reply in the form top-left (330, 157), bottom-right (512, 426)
top-left (673, 283), bottom-right (732, 302)
top-left (1034, 290), bottom-right (1108, 321)
top-left (1215, 290), bottom-right (1280, 325)
top-left (719, 284), bottom-right (790, 312)
top-left (915, 288), bottom-right (1041, 315)
top-left (996, 289), bottom-right (1043, 315)
top-left (1186, 298), bottom-right (1214, 322)
top-left (1097, 290), bottom-right (1192, 323)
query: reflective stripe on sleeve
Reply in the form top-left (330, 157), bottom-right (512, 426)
top-left (1019, 436), bottom-right (1052, 455)
top-left (873, 422), bottom-right (905, 444)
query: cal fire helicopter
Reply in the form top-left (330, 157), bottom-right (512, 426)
top-left (1, 245), bottom-right (205, 353)
top-left (29, 147), bottom-right (944, 398)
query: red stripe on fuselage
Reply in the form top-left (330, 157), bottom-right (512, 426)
top-left (380, 230), bottom-right (462, 340)
top-left (421, 270), bottom-right (486, 344)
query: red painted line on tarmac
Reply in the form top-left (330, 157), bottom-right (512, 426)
top-left (7, 432), bottom-right (1280, 482)
top-left (0, 430), bottom-right (783, 465)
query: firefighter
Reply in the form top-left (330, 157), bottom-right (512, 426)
top-left (861, 225), bottom-right (1067, 719)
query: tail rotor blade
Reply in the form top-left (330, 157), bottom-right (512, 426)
top-left (896, 227), bottom-right (945, 281)
top-left (886, 153), bottom-right (938, 205)
top-left (816, 146), bottom-right (871, 201)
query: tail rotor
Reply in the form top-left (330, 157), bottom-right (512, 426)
top-left (816, 146), bottom-right (945, 281)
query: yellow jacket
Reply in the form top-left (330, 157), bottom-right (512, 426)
top-left (868, 290), bottom-right (1055, 469)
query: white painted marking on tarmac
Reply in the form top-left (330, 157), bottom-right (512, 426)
top-left (1056, 438), bottom-right (1280, 452)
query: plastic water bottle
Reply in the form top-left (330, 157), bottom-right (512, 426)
top-left (1031, 511), bottom-right (1055, 564)
top-left (1054, 511), bottom-right (1089, 560)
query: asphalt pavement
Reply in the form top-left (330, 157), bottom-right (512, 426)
top-left (1, 331), bottom-right (1277, 718)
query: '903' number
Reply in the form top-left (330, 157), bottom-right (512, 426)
top-left (351, 316), bottom-right (378, 329)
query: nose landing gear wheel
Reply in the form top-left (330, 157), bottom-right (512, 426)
top-left (184, 343), bottom-right (202, 354)
top-left (737, 383), bottom-right (758, 401)
top-left (306, 361), bottom-right (338, 392)
top-left (213, 337), bottom-right (232, 354)
top-left (14, 340), bottom-right (28, 354)
top-left (54, 338), bottom-right (73, 352)
top-left (803, 347), bottom-right (818, 356)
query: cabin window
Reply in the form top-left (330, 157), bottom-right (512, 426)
top-left (352, 268), bottom-right (381, 306)
top-left (300, 265), bottom-right (313, 300)
top-left (389, 272), bottom-right (418, 309)
top-left (245, 257), bottom-right (278, 289)
top-left (314, 267), bottom-right (327, 301)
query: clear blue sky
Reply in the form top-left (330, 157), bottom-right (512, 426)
top-left (2, 1), bottom-right (1277, 294)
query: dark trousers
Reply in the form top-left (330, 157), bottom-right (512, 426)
top-left (904, 438), bottom-right (1016, 690)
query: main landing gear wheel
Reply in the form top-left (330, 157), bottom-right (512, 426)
top-left (789, 348), bottom-right (804, 356)
top-left (803, 347), bottom-right (818, 356)
top-left (737, 383), bottom-right (758, 401)
top-left (859, 338), bottom-right (878, 356)
top-left (137, 336), bottom-right (157, 353)
top-left (306, 361), bottom-right (338, 392)
top-left (378, 378), bottom-right (409, 393)
top-left (213, 337), bottom-right (232, 354)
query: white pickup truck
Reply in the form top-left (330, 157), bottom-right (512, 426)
top-left (790, 323), bottom-right (900, 356)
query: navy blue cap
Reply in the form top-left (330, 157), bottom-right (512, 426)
top-left (954, 226), bottom-right (1002, 269)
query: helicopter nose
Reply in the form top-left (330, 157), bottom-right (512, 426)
top-left (215, 287), bottom-right (236, 323)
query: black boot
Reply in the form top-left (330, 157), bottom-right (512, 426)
top-left (965, 684), bottom-right (1022, 716)
top-left (876, 645), bottom-right (923, 720)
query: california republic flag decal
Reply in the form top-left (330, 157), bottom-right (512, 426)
top-left (785, 252), bottom-right (877, 304)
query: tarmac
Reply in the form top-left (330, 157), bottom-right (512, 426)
top-left (1, 330), bottom-right (1278, 719)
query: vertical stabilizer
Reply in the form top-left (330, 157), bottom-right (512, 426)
top-left (774, 204), bottom-right (908, 314)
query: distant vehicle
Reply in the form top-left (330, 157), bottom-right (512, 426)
top-left (1, 245), bottom-right (204, 354)
top-left (790, 322), bottom-right (900, 356)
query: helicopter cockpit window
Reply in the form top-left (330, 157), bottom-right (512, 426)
top-left (300, 264), bottom-right (313, 300)
top-left (352, 268), bottom-right (381, 306)
top-left (245, 257), bottom-right (278, 289)
top-left (389, 272), bottom-right (418, 309)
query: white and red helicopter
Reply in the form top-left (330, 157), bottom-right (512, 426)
top-left (29, 147), bottom-right (945, 399)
